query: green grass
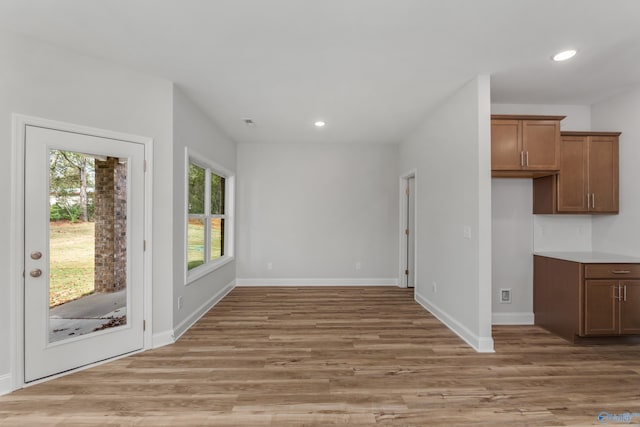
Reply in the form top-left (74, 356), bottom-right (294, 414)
top-left (187, 219), bottom-right (223, 271)
top-left (49, 221), bottom-right (95, 307)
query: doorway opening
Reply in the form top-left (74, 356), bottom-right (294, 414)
top-left (400, 171), bottom-right (417, 289)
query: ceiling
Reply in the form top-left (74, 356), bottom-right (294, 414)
top-left (1, 0), bottom-right (640, 144)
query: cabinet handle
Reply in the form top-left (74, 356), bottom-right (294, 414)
top-left (592, 193), bottom-right (595, 209)
top-left (520, 151), bottom-right (524, 167)
top-left (525, 151), bottom-right (529, 166)
top-left (615, 284), bottom-right (621, 301)
top-left (611, 270), bottom-right (631, 274)
top-left (624, 285), bottom-right (627, 302)
top-left (586, 193), bottom-right (591, 210)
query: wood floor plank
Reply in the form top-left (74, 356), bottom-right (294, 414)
top-left (2, 286), bottom-right (640, 426)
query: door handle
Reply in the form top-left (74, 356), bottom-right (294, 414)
top-left (30, 269), bottom-right (42, 278)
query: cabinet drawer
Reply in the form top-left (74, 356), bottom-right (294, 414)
top-left (584, 264), bottom-right (640, 279)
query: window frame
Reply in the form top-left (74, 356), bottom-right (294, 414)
top-left (184, 148), bottom-right (235, 285)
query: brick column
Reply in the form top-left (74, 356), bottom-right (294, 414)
top-left (94, 157), bottom-right (127, 293)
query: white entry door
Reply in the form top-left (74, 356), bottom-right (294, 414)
top-left (24, 125), bottom-right (145, 382)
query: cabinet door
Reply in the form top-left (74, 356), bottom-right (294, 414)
top-left (522, 120), bottom-right (560, 170)
top-left (584, 280), bottom-right (618, 336)
top-left (491, 120), bottom-right (522, 170)
top-left (557, 135), bottom-right (588, 213)
top-left (619, 281), bottom-right (640, 335)
top-left (589, 136), bottom-right (619, 213)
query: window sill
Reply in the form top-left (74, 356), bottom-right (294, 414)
top-left (186, 256), bottom-right (234, 285)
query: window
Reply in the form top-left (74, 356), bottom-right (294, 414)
top-left (185, 149), bottom-right (234, 283)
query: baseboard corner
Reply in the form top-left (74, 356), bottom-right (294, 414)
top-left (414, 291), bottom-right (494, 353)
top-left (173, 280), bottom-right (236, 341)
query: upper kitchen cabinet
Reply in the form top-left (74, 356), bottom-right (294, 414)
top-left (533, 131), bottom-right (620, 214)
top-left (491, 115), bottom-right (564, 177)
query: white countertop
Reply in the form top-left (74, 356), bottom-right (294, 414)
top-left (534, 251), bottom-right (640, 263)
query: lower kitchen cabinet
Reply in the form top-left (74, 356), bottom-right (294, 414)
top-left (619, 281), bottom-right (640, 334)
top-left (534, 254), bottom-right (640, 342)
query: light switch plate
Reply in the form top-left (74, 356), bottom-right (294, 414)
top-left (463, 226), bottom-right (471, 240)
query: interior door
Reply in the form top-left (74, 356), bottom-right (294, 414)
top-left (406, 177), bottom-right (415, 288)
top-left (24, 125), bottom-right (145, 382)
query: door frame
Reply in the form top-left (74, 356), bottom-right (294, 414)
top-left (10, 114), bottom-right (154, 391)
top-left (398, 170), bottom-right (418, 289)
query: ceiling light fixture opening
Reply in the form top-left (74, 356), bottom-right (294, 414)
top-left (552, 49), bottom-right (577, 62)
top-left (314, 121), bottom-right (326, 128)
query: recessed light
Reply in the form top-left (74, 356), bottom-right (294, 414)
top-left (552, 49), bottom-right (577, 62)
top-left (314, 121), bottom-right (326, 128)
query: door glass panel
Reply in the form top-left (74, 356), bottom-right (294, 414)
top-left (49, 150), bottom-right (128, 343)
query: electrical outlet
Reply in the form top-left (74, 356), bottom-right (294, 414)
top-left (500, 288), bottom-right (512, 304)
top-left (432, 281), bottom-right (437, 293)
top-left (267, 262), bottom-right (273, 270)
top-left (355, 262), bottom-right (361, 270)
top-left (177, 296), bottom-right (184, 310)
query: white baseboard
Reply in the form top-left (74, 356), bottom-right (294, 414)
top-left (415, 291), bottom-right (494, 353)
top-left (236, 278), bottom-right (399, 286)
top-left (0, 373), bottom-right (12, 396)
top-left (173, 280), bottom-right (236, 341)
top-left (152, 329), bottom-right (175, 349)
top-left (492, 312), bottom-right (534, 325)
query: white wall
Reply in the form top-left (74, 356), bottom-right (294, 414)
top-left (172, 87), bottom-right (237, 337)
top-left (236, 143), bottom-right (398, 284)
top-left (591, 85), bottom-right (640, 256)
top-left (490, 103), bottom-right (592, 325)
top-left (491, 179), bottom-right (533, 324)
top-left (0, 32), bottom-right (174, 393)
top-left (399, 75), bottom-right (493, 352)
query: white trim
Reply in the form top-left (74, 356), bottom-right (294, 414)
top-left (0, 374), bottom-right (12, 396)
top-left (415, 291), bottom-right (495, 353)
top-left (236, 278), bottom-right (399, 287)
top-left (185, 256), bottom-right (235, 284)
top-left (152, 330), bottom-right (175, 349)
top-left (398, 169), bottom-right (418, 289)
top-left (143, 137), bottom-right (154, 351)
top-left (492, 312), bottom-right (535, 325)
top-left (9, 114), bottom-right (26, 392)
top-left (10, 114), bottom-right (154, 393)
top-left (173, 280), bottom-right (236, 340)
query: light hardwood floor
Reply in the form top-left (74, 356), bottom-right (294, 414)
top-left (2, 287), bottom-right (640, 426)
